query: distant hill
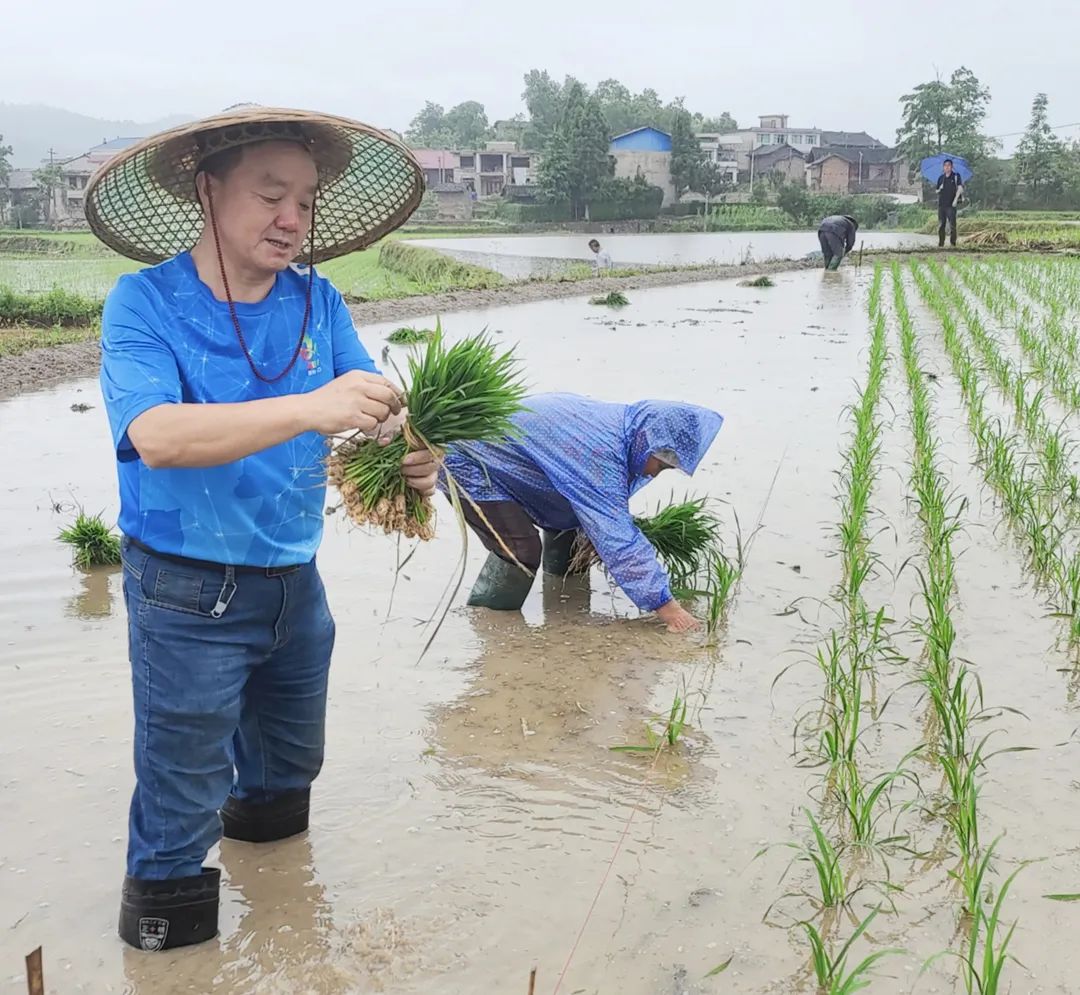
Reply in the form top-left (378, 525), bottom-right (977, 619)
top-left (0, 104), bottom-right (195, 167)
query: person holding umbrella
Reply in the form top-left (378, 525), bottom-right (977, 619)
top-left (920, 153), bottom-right (972, 249)
top-left (936, 158), bottom-right (965, 247)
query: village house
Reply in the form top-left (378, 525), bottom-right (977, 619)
top-left (410, 142), bottom-right (538, 198)
top-left (50, 137), bottom-right (140, 226)
top-left (428, 182), bottom-right (473, 221)
top-left (2, 169), bottom-right (38, 226)
top-left (805, 145), bottom-right (918, 195)
top-left (609, 127), bottom-right (676, 205)
top-left (694, 133), bottom-right (740, 185)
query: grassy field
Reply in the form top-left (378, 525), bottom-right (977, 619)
top-left (921, 214), bottom-right (1080, 248)
top-left (0, 239), bottom-right (431, 302)
top-left (0, 324), bottom-right (99, 357)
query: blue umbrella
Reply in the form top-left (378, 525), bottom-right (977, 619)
top-left (920, 153), bottom-right (973, 184)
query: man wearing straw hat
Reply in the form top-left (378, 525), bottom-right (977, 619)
top-left (86, 106), bottom-right (438, 951)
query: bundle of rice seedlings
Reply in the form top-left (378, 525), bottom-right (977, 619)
top-left (386, 326), bottom-right (435, 345)
top-left (569, 497), bottom-right (722, 589)
top-left (739, 275), bottom-right (775, 288)
top-left (58, 511), bottom-right (122, 568)
top-left (327, 324), bottom-right (527, 540)
top-left (589, 290), bottom-right (630, 307)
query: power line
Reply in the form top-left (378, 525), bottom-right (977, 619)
top-left (989, 121), bottom-right (1080, 140)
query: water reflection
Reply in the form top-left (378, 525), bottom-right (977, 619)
top-left (429, 581), bottom-right (713, 798)
top-left (121, 836), bottom-right (348, 995)
top-left (64, 564), bottom-right (119, 619)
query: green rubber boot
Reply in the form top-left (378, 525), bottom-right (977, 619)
top-left (541, 529), bottom-right (580, 577)
top-left (826, 251), bottom-right (844, 272)
top-left (467, 553), bottom-right (535, 611)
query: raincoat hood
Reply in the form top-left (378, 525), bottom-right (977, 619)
top-left (626, 400), bottom-right (724, 480)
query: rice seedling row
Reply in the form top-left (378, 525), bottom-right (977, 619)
top-left (921, 260), bottom-right (1080, 544)
top-left (892, 264), bottom-right (1025, 992)
top-left (947, 258), bottom-right (1080, 418)
top-left (910, 259), bottom-right (1080, 644)
top-left (766, 267), bottom-right (908, 992)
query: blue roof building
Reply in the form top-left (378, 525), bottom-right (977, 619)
top-left (609, 127), bottom-right (672, 153)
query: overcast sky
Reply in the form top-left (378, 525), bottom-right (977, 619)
top-left (3, 0), bottom-right (1076, 154)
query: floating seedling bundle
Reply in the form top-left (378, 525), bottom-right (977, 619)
top-left (326, 326), bottom-right (527, 539)
top-left (58, 511), bottom-right (121, 568)
top-left (589, 290), bottom-right (629, 308)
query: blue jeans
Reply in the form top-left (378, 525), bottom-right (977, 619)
top-left (120, 539), bottom-right (335, 879)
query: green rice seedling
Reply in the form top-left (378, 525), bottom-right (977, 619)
top-left (758, 808), bottom-right (861, 914)
top-left (739, 274), bottom-right (775, 288)
top-left (386, 326), bottom-right (435, 345)
top-left (926, 840), bottom-right (1025, 995)
top-left (835, 755), bottom-right (919, 849)
top-left (703, 546), bottom-right (743, 639)
top-left (58, 511), bottom-right (122, 568)
top-left (328, 323), bottom-right (528, 538)
top-left (570, 497), bottom-right (721, 590)
top-left (589, 290), bottom-right (629, 307)
top-left (801, 907), bottom-right (904, 994)
top-left (611, 683), bottom-right (690, 753)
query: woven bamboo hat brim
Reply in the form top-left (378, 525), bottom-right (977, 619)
top-left (85, 106), bottom-right (424, 264)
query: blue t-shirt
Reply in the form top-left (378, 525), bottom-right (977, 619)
top-left (99, 252), bottom-right (377, 567)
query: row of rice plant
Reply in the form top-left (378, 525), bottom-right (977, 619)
top-left (911, 260), bottom-right (1080, 645)
top-left (923, 260), bottom-right (1080, 549)
top-left (949, 257), bottom-right (1080, 418)
top-left (767, 267), bottom-right (907, 992)
top-left (893, 264), bottom-right (1023, 993)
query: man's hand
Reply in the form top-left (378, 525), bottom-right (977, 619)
top-left (304, 371), bottom-right (402, 436)
top-left (656, 599), bottom-right (700, 633)
top-left (401, 449), bottom-right (438, 497)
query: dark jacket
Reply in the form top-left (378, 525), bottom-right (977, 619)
top-left (818, 215), bottom-right (859, 252)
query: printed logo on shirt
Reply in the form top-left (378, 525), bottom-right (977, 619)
top-left (300, 334), bottom-right (321, 376)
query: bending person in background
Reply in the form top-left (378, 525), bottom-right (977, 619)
top-left (817, 214), bottom-right (858, 271)
top-left (588, 238), bottom-right (613, 272)
top-left (936, 158), bottom-right (964, 248)
top-left (440, 393), bottom-right (723, 632)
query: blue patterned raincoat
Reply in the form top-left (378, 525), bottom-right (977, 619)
top-left (442, 393), bottom-right (723, 612)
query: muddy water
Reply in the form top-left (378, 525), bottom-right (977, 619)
top-left (406, 232), bottom-right (937, 278)
top-left (1, 270), bottom-right (1077, 994)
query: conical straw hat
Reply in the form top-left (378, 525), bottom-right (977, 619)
top-left (85, 105), bottom-right (424, 264)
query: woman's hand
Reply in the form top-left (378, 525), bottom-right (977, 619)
top-left (655, 599), bottom-right (700, 633)
top-left (401, 449), bottom-right (439, 497)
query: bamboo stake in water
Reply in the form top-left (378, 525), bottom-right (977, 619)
top-left (25, 947), bottom-right (43, 995)
top-left (527, 966), bottom-right (537, 994)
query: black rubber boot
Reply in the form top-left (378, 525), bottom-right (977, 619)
top-left (118, 867), bottom-right (220, 951)
top-left (541, 529), bottom-right (580, 577)
top-left (221, 788), bottom-right (311, 843)
top-left (466, 553), bottom-right (534, 610)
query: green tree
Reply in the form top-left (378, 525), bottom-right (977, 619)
top-left (1015, 92), bottom-right (1064, 201)
top-left (536, 82), bottom-right (612, 219)
top-left (693, 112), bottom-right (738, 133)
top-left (777, 181), bottom-right (811, 225)
top-left (406, 101), bottom-right (452, 146)
top-left (32, 164), bottom-right (64, 228)
top-left (522, 69), bottom-right (568, 147)
top-left (443, 101), bottom-right (491, 148)
top-left (895, 66), bottom-right (997, 179)
top-left (669, 108), bottom-right (703, 200)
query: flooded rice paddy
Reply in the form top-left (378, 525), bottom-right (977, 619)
top-left (405, 231), bottom-right (937, 278)
top-left (2, 264), bottom-right (1078, 994)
